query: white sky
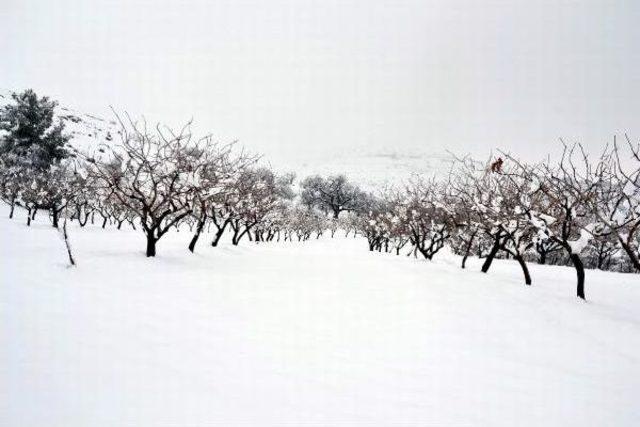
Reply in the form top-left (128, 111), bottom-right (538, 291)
top-left (2, 0), bottom-right (639, 164)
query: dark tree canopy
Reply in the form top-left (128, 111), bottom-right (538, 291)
top-left (300, 174), bottom-right (366, 218)
top-left (0, 89), bottom-right (69, 170)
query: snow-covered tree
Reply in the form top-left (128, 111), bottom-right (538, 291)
top-left (449, 155), bottom-right (539, 285)
top-left (185, 141), bottom-right (256, 252)
top-left (84, 115), bottom-right (201, 257)
top-left (525, 145), bottom-right (600, 299)
top-left (227, 167), bottom-right (294, 245)
top-left (15, 160), bottom-right (78, 228)
top-left (587, 136), bottom-right (640, 271)
top-left (401, 179), bottom-right (454, 260)
top-left (0, 89), bottom-right (70, 171)
top-left (300, 174), bottom-right (367, 218)
top-left (0, 90), bottom-right (73, 223)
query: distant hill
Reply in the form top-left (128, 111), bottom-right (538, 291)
top-left (1, 91), bottom-right (451, 187)
top-left (271, 149), bottom-right (454, 189)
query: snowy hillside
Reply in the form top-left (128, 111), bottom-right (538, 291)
top-left (272, 149), bottom-right (453, 188)
top-left (1, 91), bottom-right (448, 187)
top-left (2, 208), bottom-right (639, 426)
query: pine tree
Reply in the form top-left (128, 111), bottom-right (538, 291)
top-left (0, 89), bottom-right (69, 170)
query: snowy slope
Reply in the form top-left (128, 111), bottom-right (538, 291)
top-left (272, 149), bottom-right (453, 188)
top-left (1, 208), bottom-right (639, 426)
top-left (1, 91), bottom-right (447, 187)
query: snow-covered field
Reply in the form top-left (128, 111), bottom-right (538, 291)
top-left (1, 209), bottom-right (639, 426)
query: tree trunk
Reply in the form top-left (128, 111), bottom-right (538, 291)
top-left (78, 211), bottom-right (90, 227)
top-left (51, 208), bottom-right (59, 229)
top-left (461, 231), bottom-right (477, 269)
top-left (146, 235), bottom-right (157, 257)
top-left (9, 198), bottom-right (15, 219)
top-left (515, 255), bottom-right (532, 285)
top-left (461, 253), bottom-right (469, 269)
top-left (61, 220), bottom-right (76, 266)
top-left (332, 208), bottom-right (340, 219)
top-left (538, 251), bottom-right (547, 265)
top-left (481, 235), bottom-right (501, 273)
top-left (570, 253), bottom-right (585, 300)
top-left (188, 218), bottom-right (206, 253)
top-left (211, 228), bottom-right (226, 247)
top-left (597, 246), bottom-right (605, 270)
top-left (620, 241), bottom-right (640, 271)
top-left (232, 228), bottom-right (241, 245)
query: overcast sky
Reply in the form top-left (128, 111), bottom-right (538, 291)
top-left (2, 0), bottom-right (639, 164)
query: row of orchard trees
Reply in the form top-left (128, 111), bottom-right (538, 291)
top-left (1, 90), bottom-right (639, 300)
top-left (0, 90), bottom-right (346, 256)
top-left (359, 144), bottom-right (640, 299)
top-left (83, 114), bottom-right (294, 257)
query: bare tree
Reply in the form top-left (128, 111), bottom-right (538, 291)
top-left (228, 167), bottom-right (294, 245)
top-left (301, 174), bottom-right (367, 218)
top-left (85, 114), bottom-right (201, 257)
top-left (587, 136), bottom-right (640, 271)
top-left (449, 156), bottom-right (509, 274)
top-left (450, 155), bottom-right (539, 285)
top-left (186, 142), bottom-right (255, 253)
top-left (16, 160), bottom-right (78, 228)
top-left (527, 144), bottom-right (600, 299)
top-left (530, 236), bottom-right (562, 265)
top-left (402, 179), bottom-right (453, 260)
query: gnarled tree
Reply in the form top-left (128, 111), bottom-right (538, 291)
top-left (85, 115), bottom-right (201, 257)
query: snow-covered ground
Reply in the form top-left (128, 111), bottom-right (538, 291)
top-left (1, 208), bottom-right (639, 426)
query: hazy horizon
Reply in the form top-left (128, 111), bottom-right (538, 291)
top-left (3, 0), bottom-right (639, 164)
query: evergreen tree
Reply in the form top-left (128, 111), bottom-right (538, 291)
top-left (0, 89), bottom-right (69, 170)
